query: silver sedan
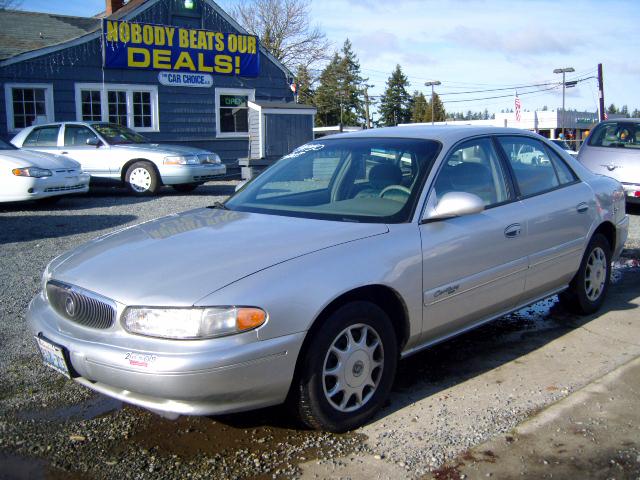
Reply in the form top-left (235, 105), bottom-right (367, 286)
top-left (12, 122), bottom-right (226, 195)
top-left (28, 126), bottom-right (628, 432)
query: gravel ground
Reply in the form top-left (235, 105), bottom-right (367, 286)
top-left (0, 185), bottom-right (638, 479)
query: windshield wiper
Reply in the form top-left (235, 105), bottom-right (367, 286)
top-left (207, 201), bottom-right (228, 210)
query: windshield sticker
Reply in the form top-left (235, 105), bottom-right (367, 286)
top-left (282, 143), bottom-right (325, 159)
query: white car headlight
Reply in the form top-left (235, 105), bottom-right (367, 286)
top-left (12, 167), bottom-right (52, 178)
top-left (198, 153), bottom-right (221, 164)
top-left (163, 155), bottom-right (199, 165)
top-left (122, 306), bottom-right (267, 339)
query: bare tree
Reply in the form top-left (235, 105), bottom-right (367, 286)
top-left (0, 0), bottom-right (22, 10)
top-left (232, 0), bottom-right (330, 70)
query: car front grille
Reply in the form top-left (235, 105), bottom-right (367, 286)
top-left (193, 175), bottom-right (219, 182)
top-left (44, 184), bottom-right (86, 192)
top-left (46, 281), bottom-right (116, 329)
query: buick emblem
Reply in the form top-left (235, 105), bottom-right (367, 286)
top-left (65, 295), bottom-right (76, 317)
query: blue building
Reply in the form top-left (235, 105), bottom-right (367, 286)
top-left (0, 0), bottom-right (316, 173)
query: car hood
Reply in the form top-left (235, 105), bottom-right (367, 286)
top-left (112, 143), bottom-right (212, 155)
top-left (0, 149), bottom-right (81, 169)
top-left (49, 208), bottom-right (389, 306)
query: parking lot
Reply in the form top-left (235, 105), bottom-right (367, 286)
top-left (1, 184), bottom-right (639, 479)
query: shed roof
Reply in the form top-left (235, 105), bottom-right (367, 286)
top-left (250, 100), bottom-right (316, 110)
top-left (0, 10), bottom-right (100, 60)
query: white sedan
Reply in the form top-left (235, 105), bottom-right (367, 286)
top-left (0, 139), bottom-right (89, 203)
top-left (12, 122), bottom-right (226, 195)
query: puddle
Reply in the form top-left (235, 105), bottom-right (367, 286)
top-left (17, 394), bottom-right (122, 423)
top-left (118, 407), bottom-right (367, 478)
top-left (0, 451), bottom-right (87, 480)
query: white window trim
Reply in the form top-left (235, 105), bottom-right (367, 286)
top-left (74, 83), bottom-right (160, 132)
top-left (215, 88), bottom-right (255, 139)
top-left (4, 83), bottom-right (55, 133)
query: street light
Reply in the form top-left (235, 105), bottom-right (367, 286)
top-left (425, 80), bottom-right (441, 125)
top-left (553, 67), bottom-right (574, 139)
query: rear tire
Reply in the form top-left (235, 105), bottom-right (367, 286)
top-left (293, 301), bottom-right (397, 432)
top-left (125, 161), bottom-right (158, 195)
top-left (172, 183), bottom-right (200, 193)
top-left (560, 233), bottom-right (611, 315)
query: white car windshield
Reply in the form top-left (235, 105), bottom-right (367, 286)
top-left (226, 137), bottom-right (441, 223)
top-left (93, 123), bottom-right (148, 145)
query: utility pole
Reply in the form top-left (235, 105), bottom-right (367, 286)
top-left (553, 67), bottom-right (574, 138)
top-left (425, 80), bottom-right (441, 125)
top-left (363, 84), bottom-right (374, 129)
top-left (597, 63), bottom-right (605, 122)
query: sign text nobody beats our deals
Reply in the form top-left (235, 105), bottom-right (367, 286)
top-left (103, 20), bottom-right (260, 77)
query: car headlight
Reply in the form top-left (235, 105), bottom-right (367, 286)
top-left (122, 306), bottom-right (267, 339)
top-left (12, 167), bottom-right (52, 178)
top-left (198, 153), bottom-right (221, 164)
top-left (163, 155), bottom-right (199, 165)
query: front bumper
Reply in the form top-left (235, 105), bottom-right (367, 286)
top-left (1, 172), bottom-right (90, 202)
top-left (159, 163), bottom-right (226, 185)
top-left (27, 293), bottom-right (304, 416)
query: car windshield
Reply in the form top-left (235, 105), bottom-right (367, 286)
top-left (226, 137), bottom-right (441, 223)
top-left (588, 121), bottom-right (640, 149)
top-left (93, 123), bottom-right (148, 145)
top-left (0, 138), bottom-right (17, 150)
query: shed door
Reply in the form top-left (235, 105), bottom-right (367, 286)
top-left (264, 114), bottom-right (313, 158)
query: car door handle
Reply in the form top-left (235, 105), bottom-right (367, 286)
top-left (576, 202), bottom-right (589, 214)
top-left (504, 223), bottom-right (522, 238)
top-left (61, 151), bottom-right (69, 154)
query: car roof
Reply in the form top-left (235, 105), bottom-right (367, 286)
top-left (320, 125), bottom-right (546, 145)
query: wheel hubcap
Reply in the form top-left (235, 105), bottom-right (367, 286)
top-left (322, 323), bottom-right (384, 413)
top-left (129, 168), bottom-right (152, 192)
top-left (584, 246), bottom-right (607, 302)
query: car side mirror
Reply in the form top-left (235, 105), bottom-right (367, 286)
top-left (423, 191), bottom-right (485, 222)
top-left (86, 137), bottom-right (101, 147)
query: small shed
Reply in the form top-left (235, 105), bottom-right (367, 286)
top-left (242, 100), bottom-right (316, 179)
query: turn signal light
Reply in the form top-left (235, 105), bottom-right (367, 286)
top-left (236, 308), bottom-right (266, 331)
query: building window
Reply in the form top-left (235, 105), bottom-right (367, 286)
top-left (74, 83), bottom-right (159, 132)
top-left (133, 91), bottom-right (152, 128)
top-left (81, 90), bottom-right (102, 121)
top-left (216, 88), bottom-right (255, 138)
top-left (4, 83), bottom-right (54, 133)
top-left (108, 91), bottom-right (127, 126)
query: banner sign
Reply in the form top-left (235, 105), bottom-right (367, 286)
top-left (158, 71), bottom-right (213, 88)
top-left (103, 20), bottom-right (260, 77)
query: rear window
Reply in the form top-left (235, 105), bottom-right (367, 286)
top-left (588, 122), bottom-right (640, 149)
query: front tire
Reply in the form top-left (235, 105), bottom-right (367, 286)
top-left (294, 301), bottom-right (398, 432)
top-left (125, 161), bottom-right (159, 195)
top-left (560, 233), bottom-right (611, 315)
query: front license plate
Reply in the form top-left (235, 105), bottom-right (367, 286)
top-left (35, 336), bottom-right (71, 378)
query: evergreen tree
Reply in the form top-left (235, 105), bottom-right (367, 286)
top-left (378, 64), bottom-right (411, 126)
top-left (313, 39), bottom-right (367, 127)
top-left (607, 104), bottom-right (618, 114)
top-left (632, 108), bottom-right (640, 118)
top-left (410, 91), bottom-right (429, 123)
top-left (314, 53), bottom-right (342, 126)
top-left (294, 65), bottom-right (314, 105)
top-left (428, 92), bottom-right (446, 122)
top-left (621, 105), bottom-right (629, 117)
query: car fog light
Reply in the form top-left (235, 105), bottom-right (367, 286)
top-left (122, 306), bottom-right (267, 339)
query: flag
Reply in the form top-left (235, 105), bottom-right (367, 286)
top-left (604, 111), bottom-right (608, 120)
top-left (515, 93), bottom-right (521, 122)
top-left (290, 82), bottom-right (297, 93)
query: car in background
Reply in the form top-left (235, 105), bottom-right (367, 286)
top-left (12, 122), bottom-right (226, 195)
top-left (551, 139), bottom-right (578, 157)
top-left (28, 126), bottom-right (628, 432)
top-left (577, 119), bottom-right (640, 204)
top-left (0, 138), bottom-right (89, 204)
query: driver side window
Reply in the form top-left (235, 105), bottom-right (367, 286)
top-left (64, 125), bottom-right (99, 147)
top-left (432, 137), bottom-right (511, 207)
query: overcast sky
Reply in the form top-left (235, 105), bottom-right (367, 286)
top-left (21, 0), bottom-right (640, 115)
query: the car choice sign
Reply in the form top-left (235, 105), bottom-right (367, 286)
top-left (103, 20), bottom-right (260, 77)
